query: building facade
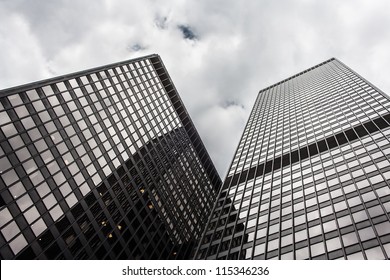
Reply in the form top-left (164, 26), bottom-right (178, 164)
top-left (196, 58), bottom-right (390, 260)
top-left (0, 55), bottom-right (221, 259)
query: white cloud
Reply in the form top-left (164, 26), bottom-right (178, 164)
top-left (0, 10), bottom-right (50, 88)
top-left (1, 0), bottom-right (390, 176)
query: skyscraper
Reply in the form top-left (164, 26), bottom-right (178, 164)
top-left (0, 54), bottom-right (221, 259)
top-left (196, 58), bottom-right (390, 260)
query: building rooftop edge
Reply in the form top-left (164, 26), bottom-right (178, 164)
top-left (0, 54), bottom-right (160, 96)
top-left (258, 57), bottom-right (336, 94)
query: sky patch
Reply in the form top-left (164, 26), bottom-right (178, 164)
top-left (177, 24), bottom-right (197, 40)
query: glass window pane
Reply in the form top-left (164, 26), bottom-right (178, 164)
top-left (374, 221), bottom-right (390, 236)
top-left (50, 205), bottom-right (63, 221)
top-left (347, 251), bottom-right (364, 260)
top-left (311, 242), bottom-right (325, 256)
top-left (1, 221), bottom-right (20, 241)
top-left (31, 218), bottom-right (47, 237)
top-left (326, 237), bottom-right (342, 251)
top-left (358, 227), bottom-right (376, 241)
top-left (9, 234), bottom-right (27, 255)
top-left (365, 246), bottom-right (385, 260)
top-left (16, 194), bottom-right (33, 212)
top-left (0, 208), bottom-right (13, 227)
top-left (24, 206), bottom-right (40, 224)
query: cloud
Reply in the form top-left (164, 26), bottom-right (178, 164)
top-left (128, 43), bottom-right (147, 52)
top-left (1, 0), bottom-right (390, 176)
top-left (177, 25), bottom-right (197, 40)
top-left (0, 10), bottom-right (51, 88)
top-left (154, 15), bottom-right (169, 30)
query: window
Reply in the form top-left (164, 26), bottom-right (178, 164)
top-left (342, 232), bottom-right (358, 246)
top-left (365, 246), bottom-right (385, 260)
top-left (374, 221), bottom-right (390, 236)
top-left (310, 242), bottom-right (325, 257)
top-left (358, 227), bottom-right (375, 241)
top-left (326, 237), bottom-right (342, 252)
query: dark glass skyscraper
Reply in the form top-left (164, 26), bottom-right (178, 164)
top-left (0, 54), bottom-right (221, 259)
top-left (196, 58), bottom-right (390, 260)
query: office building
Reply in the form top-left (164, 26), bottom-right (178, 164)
top-left (0, 55), bottom-right (221, 259)
top-left (196, 58), bottom-right (390, 260)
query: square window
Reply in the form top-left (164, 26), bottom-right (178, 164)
top-left (31, 218), bottom-right (47, 237)
top-left (294, 214), bottom-right (306, 225)
top-left (16, 194), bottom-right (33, 212)
top-left (320, 205), bottom-right (333, 217)
top-left (352, 210), bottom-right (369, 223)
top-left (347, 196), bottom-right (361, 207)
top-left (9, 234), bottom-right (27, 255)
top-left (306, 197), bottom-right (317, 207)
top-left (311, 242), bottom-right (325, 257)
top-left (281, 234), bottom-right (293, 247)
top-left (43, 194), bottom-right (57, 210)
top-left (66, 193), bottom-right (78, 208)
top-left (269, 223), bottom-right (280, 234)
top-left (50, 205), bottom-right (63, 221)
top-left (365, 246), bottom-right (385, 260)
top-left (330, 189), bottom-right (343, 199)
top-left (254, 243), bottom-right (265, 256)
top-left (9, 182), bottom-right (26, 199)
top-left (1, 221), bottom-right (20, 242)
top-left (358, 227), bottom-right (375, 241)
top-left (24, 206), bottom-right (40, 224)
top-left (295, 246), bottom-right (309, 260)
top-left (0, 208), bottom-right (13, 227)
top-left (309, 224), bottom-right (322, 237)
top-left (318, 193), bottom-right (330, 203)
top-left (307, 210), bottom-right (319, 221)
top-left (326, 237), bottom-right (342, 252)
top-left (281, 219), bottom-right (292, 230)
top-left (267, 238), bottom-right (279, 251)
top-left (376, 186), bottom-right (390, 197)
top-left (323, 220), bottom-right (337, 232)
top-left (367, 205), bottom-right (384, 218)
top-left (374, 221), bottom-right (390, 236)
top-left (362, 191), bottom-right (376, 202)
top-left (281, 251), bottom-right (294, 260)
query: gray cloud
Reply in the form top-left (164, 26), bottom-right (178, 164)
top-left (154, 15), bottom-right (168, 30)
top-left (128, 43), bottom-right (147, 52)
top-left (1, 0), bottom-right (390, 176)
top-left (177, 25), bottom-right (197, 40)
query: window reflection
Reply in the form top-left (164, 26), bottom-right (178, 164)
top-left (307, 210), bottom-right (319, 221)
top-left (365, 246), bottom-right (385, 260)
top-left (65, 193), bottom-right (78, 208)
top-left (15, 105), bottom-right (29, 118)
top-left (50, 205), bottom-right (63, 221)
top-left (310, 242), bottom-right (325, 256)
top-left (295, 247), bottom-right (309, 259)
top-left (352, 210), bottom-right (368, 223)
top-left (374, 221), bottom-right (390, 236)
top-left (1, 221), bottom-right (20, 241)
top-left (16, 194), bottom-right (33, 212)
top-left (8, 94), bottom-right (23, 106)
top-left (9, 182), bottom-right (26, 199)
top-left (31, 218), bottom-right (47, 237)
top-left (295, 229), bottom-right (307, 242)
top-left (9, 135), bottom-right (24, 150)
top-left (0, 208), bottom-right (13, 227)
top-left (254, 243), bottom-right (265, 256)
top-left (358, 227), bottom-right (375, 241)
top-left (347, 251), bottom-right (364, 260)
top-left (9, 234), bottom-right (27, 255)
top-left (24, 206), bottom-right (40, 224)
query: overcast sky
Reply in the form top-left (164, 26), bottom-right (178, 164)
top-left (1, 0), bottom-right (390, 178)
